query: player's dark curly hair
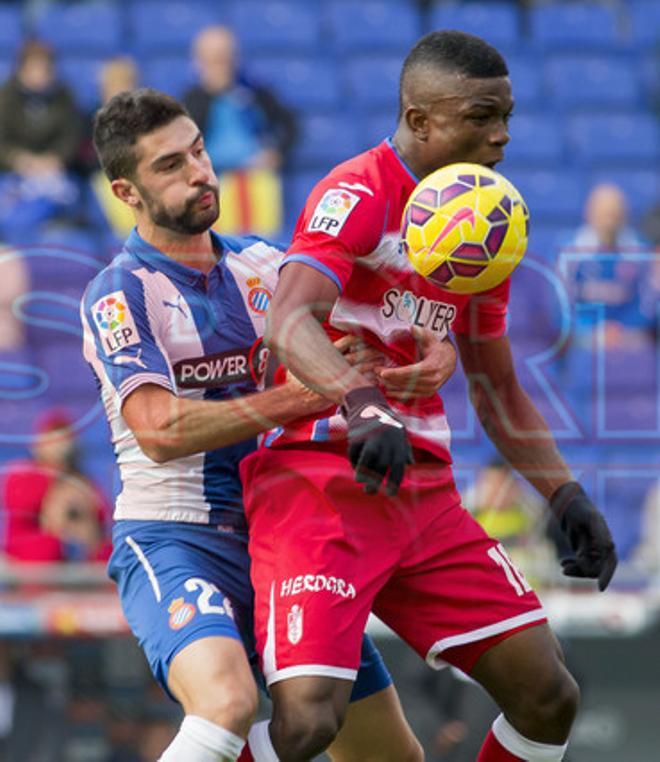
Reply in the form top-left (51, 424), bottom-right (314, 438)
top-left (400, 30), bottom-right (509, 111)
top-left (93, 88), bottom-right (189, 181)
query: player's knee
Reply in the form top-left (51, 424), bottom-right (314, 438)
top-left (190, 679), bottom-right (259, 736)
top-left (273, 700), bottom-right (344, 759)
top-left (525, 665), bottom-right (580, 732)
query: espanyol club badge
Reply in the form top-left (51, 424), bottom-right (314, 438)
top-left (287, 604), bottom-right (303, 645)
top-left (168, 598), bottom-right (196, 630)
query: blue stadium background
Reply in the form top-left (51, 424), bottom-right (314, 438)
top-left (0, 0), bottom-right (658, 563)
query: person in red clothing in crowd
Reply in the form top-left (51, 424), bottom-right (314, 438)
top-left (1, 408), bottom-right (111, 562)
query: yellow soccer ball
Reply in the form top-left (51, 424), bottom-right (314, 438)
top-left (401, 163), bottom-right (529, 294)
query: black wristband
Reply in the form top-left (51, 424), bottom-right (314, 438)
top-left (341, 386), bottom-right (388, 417)
top-left (550, 481), bottom-right (586, 522)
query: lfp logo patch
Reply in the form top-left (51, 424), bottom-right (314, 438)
top-left (92, 290), bottom-right (140, 356)
top-left (168, 598), bottom-right (196, 630)
top-left (307, 188), bottom-right (360, 237)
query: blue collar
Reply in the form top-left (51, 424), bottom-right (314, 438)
top-left (385, 137), bottom-right (420, 183)
top-left (125, 227), bottom-right (226, 287)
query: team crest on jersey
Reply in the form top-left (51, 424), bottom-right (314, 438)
top-left (92, 290), bottom-right (140, 356)
top-left (307, 189), bottom-right (361, 237)
top-left (248, 286), bottom-right (271, 314)
top-left (168, 598), bottom-right (196, 630)
top-left (287, 604), bottom-right (303, 645)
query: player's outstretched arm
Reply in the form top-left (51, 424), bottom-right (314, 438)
top-left (122, 380), bottom-right (328, 464)
top-left (266, 262), bottom-right (412, 495)
top-left (456, 333), bottom-right (618, 590)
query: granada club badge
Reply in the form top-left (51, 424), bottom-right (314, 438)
top-left (287, 604), bottom-right (303, 645)
top-left (168, 597), bottom-right (196, 630)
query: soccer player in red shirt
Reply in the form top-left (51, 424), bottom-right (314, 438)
top-left (241, 31), bottom-right (617, 762)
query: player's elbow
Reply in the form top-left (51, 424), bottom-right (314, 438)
top-left (135, 436), bottom-right (176, 464)
top-left (132, 415), bottom-right (185, 464)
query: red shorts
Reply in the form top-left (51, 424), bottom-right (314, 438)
top-left (241, 447), bottom-right (546, 687)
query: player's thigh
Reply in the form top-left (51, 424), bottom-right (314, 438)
top-left (468, 622), bottom-right (574, 713)
top-left (373, 504), bottom-right (546, 672)
top-left (328, 685), bottom-right (424, 762)
top-left (243, 451), bottom-right (392, 686)
top-left (108, 527), bottom-right (256, 699)
top-left (167, 634), bottom-right (258, 735)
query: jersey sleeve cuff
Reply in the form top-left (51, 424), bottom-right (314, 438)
top-left (280, 255), bottom-right (344, 293)
top-left (118, 372), bottom-right (173, 402)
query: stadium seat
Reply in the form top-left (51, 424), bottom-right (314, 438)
top-left (360, 112), bottom-right (398, 152)
top-left (289, 112), bottom-right (360, 171)
top-left (232, 1), bottom-right (322, 54)
top-left (326, 0), bottom-right (420, 54)
top-left (128, 1), bottom-right (227, 55)
top-left (36, 341), bottom-right (98, 403)
top-left (601, 346), bottom-right (657, 394)
top-left (429, 1), bottom-right (520, 48)
top-left (506, 168), bottom-right (587, 223)
top-left (529, 2), bottom-right (622, 49)
top-left (599, 392), bottom-right (659, 438)
top-left (343, 55), bottom-right (401, 112)
top-left (248, 56), bottom-right (340, 111)
top-left (141, 56), bottom-right (197, 99)
top-left (599, 471), bottom-right (656, 559)
top-left (546, 55), bottom-right (640, 109)
top-left (58, 57), bottom-right (105, 111)
top-left (32, 1), bottom-right (122, 57)
top-left (0, 347), bottom-right (44, 402)
top-left (505, 113), bottom-right (565, 167)
top-left (0, 4), bottom-right (23, 59)
top-left (569, 113), bottom-right (660, 166)
top-left (283, 170), bottom-right (322, 233)
top-left (628, 0), bottom-right (660, 48)
top-left (505, 54), bottom-right (544, 109)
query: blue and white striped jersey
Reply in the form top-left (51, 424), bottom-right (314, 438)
top-left (81, 229), bottom-right (281, 527)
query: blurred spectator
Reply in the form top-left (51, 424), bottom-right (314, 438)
top-left (631, 479), bottom-right (660, 575)
top-left (0, 245), bottom-right (28, 351)
top-left (559, 183), bottom-right (651, 349)
top-left (87, 57), bottom-right (140, 241)
top-left (1, 408), bottom-right (111, 562)
top-left (183, 25), bottom-right (297, 236)
top-left (0, 40), bottom-right (82, 239)
top-left (463, 459), bottom-right (567, 588)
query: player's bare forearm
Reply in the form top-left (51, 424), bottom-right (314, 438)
top-left (122, 382), bottom-right (327, 463)
top-left (457, 334), bottom-right (572, 499)
top-left (265, 262), bottom-right (372, 403)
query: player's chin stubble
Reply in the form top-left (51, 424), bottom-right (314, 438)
top-left (146, 185), bottom-right (220, 235)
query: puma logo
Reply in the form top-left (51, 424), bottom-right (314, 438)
top-left (114, 348), bottom-right (147, 369)
top-left (359, 405), bottom-right (403, 429)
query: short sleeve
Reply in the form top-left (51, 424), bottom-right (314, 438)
top-left (283, 174), bottom-right (387, 291)
top-left (452, 277), bottom-right (511, 341)
top-left (80, 267), bottom-right (173, 403)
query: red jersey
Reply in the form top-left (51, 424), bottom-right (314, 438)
top-left (268, 140), bottom-right (510, 460)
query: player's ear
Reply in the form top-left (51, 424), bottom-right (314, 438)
top-left (404, 105), bottom-right (430, 143)
top-left (111, 178), bottom-right (141, 208)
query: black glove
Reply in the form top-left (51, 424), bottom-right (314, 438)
top-left (342, 386), bottom-right (413, 496)
top-left (550, 482), bottom-right (618, 591)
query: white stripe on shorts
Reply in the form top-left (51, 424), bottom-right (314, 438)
top-left (263, 582), bottom-right (277, 677)
top-left (125, 535), bottom-right (162, 602)
top-left (425, 608), bottom-right (547, 669)
top-left (266, 664), bottom-right (358, 687)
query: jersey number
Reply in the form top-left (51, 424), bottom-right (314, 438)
top-left (184, 577), bottom-right (226, 615)
top-left (487, 544), bottom-right (532, 596)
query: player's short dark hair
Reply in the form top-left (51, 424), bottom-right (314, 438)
top-left (93, 88), bottom-right (189, 181)
top-left (400, 30), bottom-right (509, 103)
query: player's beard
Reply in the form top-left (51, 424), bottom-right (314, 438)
top-left (140, 183), bottom-right (220, 235)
